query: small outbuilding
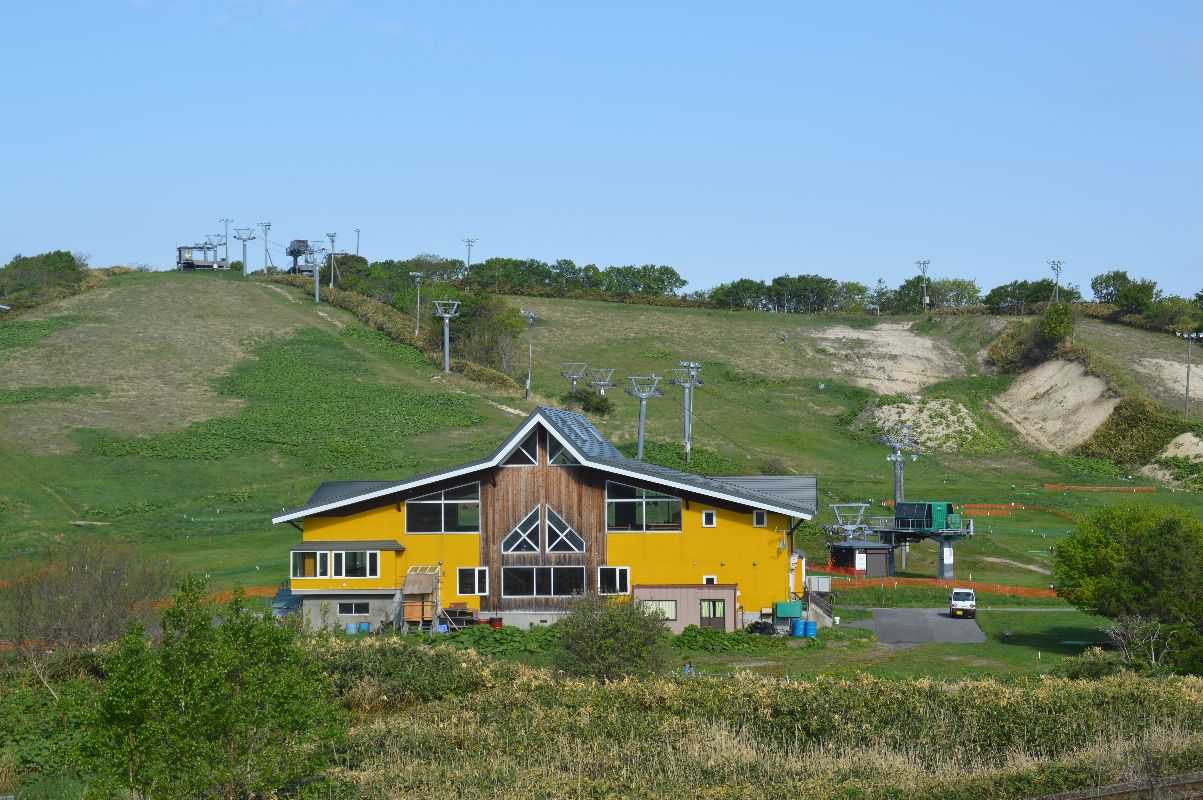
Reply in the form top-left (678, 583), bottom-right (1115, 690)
top-left (828, 540), bottom-right (893, 577)
top-left (632, 583), bottom-right (738, 634)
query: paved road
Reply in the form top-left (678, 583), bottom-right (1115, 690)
top-left (871, 607), bottom-right (986, 644)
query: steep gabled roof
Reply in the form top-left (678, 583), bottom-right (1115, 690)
top-left (271, 406), bottom-right (815, 523)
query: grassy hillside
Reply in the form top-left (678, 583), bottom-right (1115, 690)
top-left (1, 273), bottom-right (1199, 593)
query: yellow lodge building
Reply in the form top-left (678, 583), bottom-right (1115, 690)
top-left (272, 407), bottom-right (816, 632)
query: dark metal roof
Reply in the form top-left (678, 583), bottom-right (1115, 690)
top-left (290, 540), bottom-right (406, 551)
top-left (829, 540), bottom-right (894, 550)
top-left (272, 406), bottom-right (816, 523)
top-left (715, 476), bottom-right (818, 515)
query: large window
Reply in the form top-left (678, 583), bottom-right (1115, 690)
top-left (406, 483), bottom-right (480, 533)
top-left (606, 481), bottom-right (682, 532)
top-left (598, 566), bottom-right (630, 595)
top-left (546, 506), bottom-right (585, 553)
top-left (503, 430), bottom-right (538, 466)
top-left (640, 599), bottom-right (677, 620)
top-left (458, 567), bottom-right (488, 596)
top-left (502, 566), bottom-right (585, 597)
top-left (502, 507), bottom-right (541, 553)
top-left (333, 551), bottom-right (379, 579)
top-left (291, 551), bottom-right (329, 579)
top-left (547, 438), bottom-right (579, 466)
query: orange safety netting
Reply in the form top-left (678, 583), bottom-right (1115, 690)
top-left (1044, 484), bottom-right (1156, 492)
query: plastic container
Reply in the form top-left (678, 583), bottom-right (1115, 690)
top-left (789, 619), bottom-right (806, 637)
top-left (775, 601), bottom-right (804, 618)
top-left (437, 623), bottom-right (449, 634)
top-left (344, 622), bottom-right (358, 635)
top-left (358, 622), bottom-right (371, 634)
top-left (488, 617), bottom-right (503, 629)
top-left (804, 620), bottom-right (818, 638)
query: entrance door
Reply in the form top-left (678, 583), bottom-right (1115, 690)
top-left (700, 599), bottom-right (725, 631)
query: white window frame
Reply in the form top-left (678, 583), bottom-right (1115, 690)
top-left (702, 575), bottom-right (718, 585)
top-left (332, 550), bottom-right (380, 579)
top-left (547, 437), bottom-right (580, 466)
top-left (337, 601), bottom-right (370, 616)
top-left (598, 566), bottom-right (631, 595)
top-left (753, 509), bottom-right (767, 527)
top-left (639, 599), bottom-right (677, 620)
top-left (502, 506), bottom-right (541, 553)
top-left (546, 505), bottom-right (585, 553)
top-left (457, 566), bottom-right (488, 596)
top-left (702, 510), bottom-right (717, 528)
top-left (502, 430), bottom-right (539, 466)
top-left (291, 551), bottom-right (329, 579)
top-left (605, 480), bottom-right (683, 533)
top-left (405, 482), bottom-right (481, 534)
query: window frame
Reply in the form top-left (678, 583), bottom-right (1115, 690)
top-left (457, 566), bottom-right (488, 596)
top-left (331, 550), bottom-right (380, 579)
top-left (337, 601), bottom-right (370, 616)
top-left (605, 481), bottom-right (682, 533)
top-left (405, 482), bottom-right (481, 534)
top-left (547, 437), bottom-right (580, 466)
top-left (501, 566), bottom-right (587, 598)
top-left (702, 510), bottom-right (717, 528)
top-left (502, 430), bottom-right (539, 466)
top-left (752, 509), bottom-right (768, 527)
top-left (598, 566), bottom-right (631, 596)
top-left (702, 575), bottom-right (718, 585)
top-left (639, 599), bottom-right (677, 621)
top-left (502, 506), bottom-right (542, 554)
top-left (546, 505), bottom-right (585, 553)
top-left (290, 550), bottom-right (329, 579)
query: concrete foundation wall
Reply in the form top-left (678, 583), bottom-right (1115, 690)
top-left (300, 594), bottom-right (394, 632)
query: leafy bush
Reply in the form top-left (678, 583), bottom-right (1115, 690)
top-left (985, 319), bottom-right (1043, 372)
top-left (674, 625), bottom-right (787, 653)
top-left (1078, 396), bottom-right (1188, 464)
top-left (560, 387), bottom-right (614, 416)
top-left (1051, 646), bottom-right (1126, 679)
top-left (554, 594), bottom-right (672, 680)
top-left (1156, 456), bottom-right (1203, 490)
top-left (1041, 302), bottom-right (1075, 343)
top-left (0, 251), bottom-right (94, 309)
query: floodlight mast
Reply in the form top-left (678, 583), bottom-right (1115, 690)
top-left (433, 300), bottom-right (461, 373)
top-left (410, 272), bottom-right (423, 337)
top-left (521, 311), bottom-right (538, 398)
top-left (560, 362), bottom-right (589, 393)
top-left (670, 361), bottom-right (702, 463)
top-left (233, 228), bottom-right (257, 277)
top-left (586, 367), bottom-right (616, 396)
top-left (625, 375), bottom-right (664, 460)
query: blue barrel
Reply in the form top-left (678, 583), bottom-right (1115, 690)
top-left (804, 620), bottom-right (818, 638)
top-left (790, 619), bottom-right (806, 637)
top-left (358, 622), bottom-right (371, 634)
top-left (344, 622), bottom-right (358, 635)
top-left (437, 623), bottom-right (449, 634)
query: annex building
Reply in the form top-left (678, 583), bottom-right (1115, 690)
top-left (272, 407), bottom-right (817, 633)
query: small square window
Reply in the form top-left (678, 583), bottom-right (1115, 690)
top-left (753, 510), bottom-right (767, 527)
top-left (337, 601), bottom-right (369, 615)
top-left (702, 510), bottom-right (717, 528)
top-left (598, 566), bottom-right (630, 595)
top-left (703, 575), bottom-right (717, 585)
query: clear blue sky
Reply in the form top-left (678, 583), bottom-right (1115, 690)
top-left (2, 1), bottom-right (1200, 296)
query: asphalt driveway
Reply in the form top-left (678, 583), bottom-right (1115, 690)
top-left (871, 607), bottom-right (986, 644)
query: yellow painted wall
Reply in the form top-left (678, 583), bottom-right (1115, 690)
top-left (607, 506), bottom-right (801, 613)
top-left (294, 502), bottom-right (485, 610)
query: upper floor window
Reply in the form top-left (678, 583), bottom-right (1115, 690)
top-left (406, 483), bottom-right (480, 533)
top-left (605, 481), bottom-right (682, 532)
top-left (753, 510), bottom-right (768, 527)
top-left (502, 507), bottom-right (541, 553)
top-left (333, 550), bottom-right (379, 579)
top-left (547, 438), bottom-right (580, 466)
top-left (291, 551), bottom-right (329, 579)
top-left (546, 506), bottom-right (585, 553)
top-left (503, 430), bottom-right (538, 466)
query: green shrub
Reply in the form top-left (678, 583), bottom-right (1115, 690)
top-left (616, 440), bottom-right (745, 476)
top-left (1051, 646), bottom-right (1126, 679)
top-left (554, 594), bottom-right (672, 680)
top-left (1078, 396), bottom-right (1188, 464)
top-left (560, 387), bottom-right (614, 416)
top-left (1040, 302), bottom-right (1074, 344)
top-left (674, 625), bottom-right (787, 653)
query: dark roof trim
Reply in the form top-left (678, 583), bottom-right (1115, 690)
top-left (289, 540), bottom-right (406, 551)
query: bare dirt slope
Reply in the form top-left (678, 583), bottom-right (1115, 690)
top-left (810, 322), bottom-right (964, 394)
top-left (990, 360), bottom-right (1118, 454)
top-left (872, 398), bottom-right (982, 452)
top-left (1131, 357), bottom-right (1203, 414)
top-left (0, 275), bottom-right (353, 452)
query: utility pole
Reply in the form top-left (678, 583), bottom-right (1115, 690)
top-left (259, 222), bottom-right (273, 271)
top-left (586, 367), bottom-right (616, 397)
top-left (433, 301), bottom-right (461, 373)
top-left (233, 228), bottom-right (256, 277)
top-left (463, 238), bottom-right (477, 272)
top-left (310, 246), bottom-right (326, 304)
top-left (521, 311), bottom-right (538, 398)
top-left (561, 363), bottom-right (588, 393)
top-left (915, 260), bottom-right (930, 312)
top-left (670, 361), bottom-right (702, 463)
top-left (1178, 331), bottom-right (1200, 420)
top-left (625, 376), bottom-right (664, 461)
top-left (410, 272), bottom-right (423, 338)
top-left (218, 218), bottom-right (232, 263)
top-left (881, 425), bottom-right (919, 571)
top-left (1048, 260), bottom-right (1064, 303)
top-left (327, 232), bottom-right (337, 288)
top-left (355, 227), bottom-right (360, 256)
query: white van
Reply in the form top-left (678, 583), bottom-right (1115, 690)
top-left (950, 588), bottom-right (976, 618)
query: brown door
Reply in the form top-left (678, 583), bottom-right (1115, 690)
top-left (700, 599), bottom-right (725, 631)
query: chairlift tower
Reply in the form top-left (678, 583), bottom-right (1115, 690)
top-left (308, 246), bottom-right (327, 303)
top-left (433, 300), bottom-right (461, 374)
top-left (625, 375), bottom-right (664, 461)
top-left (233, 228), bottom-right (257, 277)
top-left (670, 361), bottom-right (702, 463)
top-left (826, 503), bottom-right (872, 540)
top-left (586, 367), bottom-right (615, 396)
top-left (520, 311), bottom-right (538, 398)
top-left (561, 362), bottom-right (589, 393)
top-left (327, 232), bottom-right (338, 288)
top-left (881, 425), bottom-right (920, 571)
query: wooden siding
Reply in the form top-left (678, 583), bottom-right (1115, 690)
top-left (481, 428), bottom-right (606, 612)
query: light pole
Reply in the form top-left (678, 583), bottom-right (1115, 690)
top-left (1178, 331), bottom-right (1201, 420)
top-left (410, 272), bottom-right (423, 338)
top-left (355, 227), bottom-right (360, 256)
top-left (521, 310), bottom-right (538, 398)
top-left (327, 232), bottom-right (337, 288)
top-left (433, 301), bottom-right (461, 373)
top-left (915, 260), bottom-right (930, 311)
